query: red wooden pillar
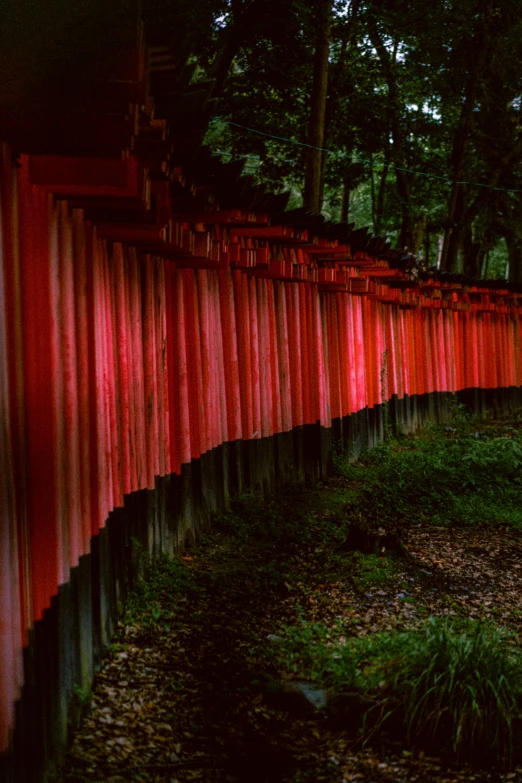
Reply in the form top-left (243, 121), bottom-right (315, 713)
top-left (234, 270), bottom-right (253, 441)
top-left (155, 256), bottom-right (170, 476)
top-left (72, 211), bottom-right (93, 554)
top-left (256, 278), bottom-right (271, 439)
top-left (352, 296), bottom-right (366, 412)
top-left (274, 281), bottom-right (292, 432)
top-left (218, 270), bottom-right (242, 443)
top-left (337, 293), bottom-right (350, 418)
top-left (344, 293), bottom-right (357, 414)
top-left (286, 283), bottom-right (303, 428)
top-left (326, 293), bottom-right (341, 421)
top-left (183, 268), bottom-right (205, 460)
top-left (316, 289), bottom-right (330, 427)
top-left (174, 270), bottom-right (192, 467)
top-left (164, 259), bottom-right (180, 474)
top-left (211, 271), bottom-right (229, 447)
top-left (267, 280), bottom-right (282, 435)
top-left (17, 160), bottom-right (60, 619)
top-left (56, 200), bottom-right (83, 571)
top-left (197, 269), bottom-right (213, 453)
top-left (248, 276), bottom-right (261, 440)
top-left (0, 146), bottom-right (24, 752)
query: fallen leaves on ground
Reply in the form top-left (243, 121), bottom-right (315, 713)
top-left (56, 438), bottom-right (522, 783)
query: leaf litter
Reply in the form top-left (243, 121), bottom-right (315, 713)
top-left (55, 424), bottom-right (522, 783)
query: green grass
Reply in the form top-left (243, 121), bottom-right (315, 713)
top-left (270, 616), bottom-right (522, 765)
top-left (334, 421), bottom-right (522, 530)
top-left (123, 548), bottom-right (198, 630)
top-left (327, 551), bottom-right (399, 589)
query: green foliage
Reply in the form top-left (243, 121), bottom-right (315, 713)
top-left (269, 619), bottom-right (349, 683)
top-left (350, 552), bottom-right (398, 588)
top-left (72, 684), bottom-right (92, 707)
top-left (335, 421), bottom-right (522, 529)
top-left (271, 616), bottom-right (522, 764)
top-left (182, 0), bottom-right (522, 276)
top-left (123, 549), bottom-right (198, 630)
top-left (392, 618), bottom-right (522, 763)
top-left (215, 490), bottom-right (348, 548)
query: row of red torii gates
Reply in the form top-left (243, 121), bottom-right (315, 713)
top-left (1, 2), bottom-right (522, 781)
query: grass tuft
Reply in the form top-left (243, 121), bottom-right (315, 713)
top-left (270, 616), bottom-right (522, 765)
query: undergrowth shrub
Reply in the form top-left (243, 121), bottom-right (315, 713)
top-left (335, 426), bottom-right (522, 529)
top-left (123, 548), bottom-right (198, 629)
top-left (392, 618), bottom-right (522, 764)
top-left (270, 617), bottom-right (522, 765)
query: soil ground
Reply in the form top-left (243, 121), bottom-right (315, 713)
top-left (56, 426), bottom-right (522, 783)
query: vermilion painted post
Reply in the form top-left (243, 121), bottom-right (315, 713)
top-left (184, 269), bottom-right (205, 460)
top-left (106, 246), bottom-right (123, 509)
top-left (267, 280), bottom-right (282, 435)
top-left (142, 254), bottom-right (159, 489)
top-left (155, 257), bottom-right (170, 477)
top-left (274, 281), bottom-right (292, 433)
top-left (301, 282), bottom-right (313, 425)
top-left (197, 269), bottom-right (212, 454)
top-left (1, 148), bottom-right (31, 647)
top-left (287, 284), bottom-right (303, 428)
top-left (0, 148), bottom-right (23, 754)
top-left (72, 210), bottom-right (93, 554)
top-left (234, 270), bottom-right (253, 441)
top-left (18, 161), bottom-right (59, 621)
top-left (326, 294), bottom-right (341, 421)
top-left (415, 308), bottom-right (426, 397)
top-left (354, 297), bottom-right (366, 413)
top-left (129, 247), bottom-right (147, 489)
top-left (57, 200), bottom-right (82, 571)
top-left (164, 259), bottom-right (179, 475)
top-left (257, 279), bottom-right (271, 439)
top-left (316, 290), bottom-right (330, 427)
top-left (175, 271), bottom-right (192, 468)
top-left (343, 294), bottom-right (357, 415)
top-left (218, 270), bottom-right (242, 442)
top-left (297, 284), bottom-right (310, 425)
top-left (212, 272), bottom-right (229, 448)
top-left (113, 243), bottom-right (132, 496)
top-left (248, 276), bottom-right (261, 440)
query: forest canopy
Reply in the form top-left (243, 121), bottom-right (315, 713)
top-left (169, 0), bottom-right (522, 281)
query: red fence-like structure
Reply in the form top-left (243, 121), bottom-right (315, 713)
top-left (2, 144), bottom-right (522, 778)
top-left (2, 4), bottom-right (522, 780)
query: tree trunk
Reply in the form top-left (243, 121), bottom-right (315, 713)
top-left (424, 231), bottom-right (430, 265)
top-left (208, 0), bottom-right (260, 99)
top-left (482, 248), bottom-right (490, 278)
top-left (444, 185), bottom-right (467, 273)
top-left (370, 153), bottom-right (376, 229)
top-left (462, 223), bottom-right (484, 278)
top-left (507, 235), bottom-right (522, 283)
top-left (411, 213), bottom-right (427, 256)
top-left (367, 22), bottom-right (411, 249)
top-left (440, 13), bottom-right (487, 271)
top-left (374, 153), bottom-right (389, 235)
top-left (341, 178), bottom-right (350, 223)
top-left (303, 0), bottom-right (333, 213)
top-left (400, 204), bottom-right (414, 251)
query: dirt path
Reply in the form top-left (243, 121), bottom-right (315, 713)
top-left (57, 478), bottom-right (522, 783)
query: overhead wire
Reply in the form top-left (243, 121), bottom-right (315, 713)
top-left (212, 118), bottom-right (522, 195)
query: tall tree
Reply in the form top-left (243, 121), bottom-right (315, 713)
top-left (303, 0), bottom-right (333, 212)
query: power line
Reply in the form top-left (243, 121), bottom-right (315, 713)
top-left (214, 118), bottom-right (522, 195)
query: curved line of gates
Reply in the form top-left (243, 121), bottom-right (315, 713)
top-left (1, 147), bottom-right (520, 752)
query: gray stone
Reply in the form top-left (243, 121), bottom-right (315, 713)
top-left (282, 681), bottom-right (328, 710)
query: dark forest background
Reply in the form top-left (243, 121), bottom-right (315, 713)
top-left (164, 0), bottom-right (522, 280)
